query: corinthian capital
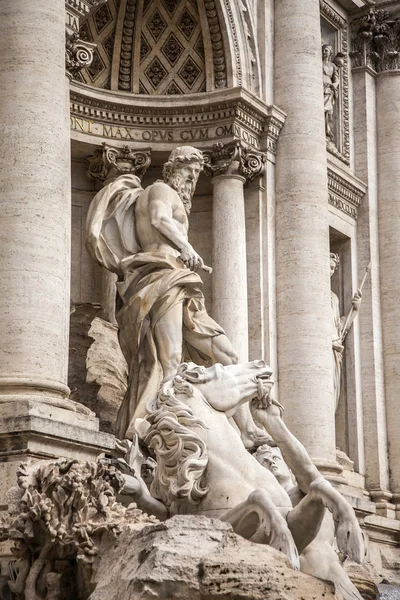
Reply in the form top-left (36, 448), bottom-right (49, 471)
top-left (203, 141), bottom-right (266, 182)
top-left (350, 6), bottom-right (400, 72)
top-left (87, 143), bottom-right (151, 183)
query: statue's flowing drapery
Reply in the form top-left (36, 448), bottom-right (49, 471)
top-left (86, 176), bottom-right (224, 438)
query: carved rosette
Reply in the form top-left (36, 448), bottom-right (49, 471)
top-left (351, 7), bottom-right (400, 72)
top-left (87, 143), bottom-right (151, 182)
top-left (203, 141), bottom-right (266, 182)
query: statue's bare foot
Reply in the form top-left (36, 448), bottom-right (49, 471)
top-left (241, 426), bottom-right (272, 450)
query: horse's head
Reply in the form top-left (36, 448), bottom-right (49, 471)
top-left (176, 360), bottom-right (274, 415)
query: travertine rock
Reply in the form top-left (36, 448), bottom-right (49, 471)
top-left (89, 516), bottom-right (336, 600)
top-left (86, 316), bottom-right (128, 433)
top-left (69, 306), bottom-right (128, 433)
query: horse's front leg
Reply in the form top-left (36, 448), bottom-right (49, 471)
top-left (220, 489), bottom-right (300, 570)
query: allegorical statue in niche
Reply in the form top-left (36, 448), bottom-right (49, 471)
top-left (322, 44), bottom-right (344, 142)
top-left (330, 253), bottom-right (362, 412)
top-left (86, 145), bottom-right (267, 447)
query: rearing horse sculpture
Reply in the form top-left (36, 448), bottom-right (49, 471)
top-left (138, 360), bottom-right (364, 576)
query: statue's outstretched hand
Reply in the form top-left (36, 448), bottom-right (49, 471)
top-left (179, 243), bottom-right (204, 271)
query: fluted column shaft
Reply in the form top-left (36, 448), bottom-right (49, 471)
top-left (376, 71), bottom-right (400, 501)
top-left (211, 174), bottom-right (249, 361)
top-left (0, 0), bottom-right (71, 402)
top-left (274, 0), bottom-right (337, 468)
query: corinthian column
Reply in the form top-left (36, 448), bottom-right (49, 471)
top-left (0, 0), bottom-right (72, 406)
top-left (274, 0), bottom-right (339, 474)
top-left (204, 142), bottom-right (266, 362)
top-left (0, 1), bottom-right (113, 505)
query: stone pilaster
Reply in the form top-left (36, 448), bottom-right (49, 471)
top-left (351, 3), bottom-right (400, 514)
top-left (204, 142), bottom-right (266, 362)
top-left (87, 143), bottom-right (151, 323)
top-left (274, 0), bottom-right (340, 476)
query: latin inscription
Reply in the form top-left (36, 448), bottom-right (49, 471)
top-left (66, 11), bottom-right (79, 32)
top-left (70, 117), bottom-right (260, 149)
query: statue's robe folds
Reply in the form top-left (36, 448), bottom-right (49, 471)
top-left (86, 174), bottom-right (224, 438)
top-left (331, 291), bottom-right (345, 413)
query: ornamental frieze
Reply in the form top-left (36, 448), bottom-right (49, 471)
top-left (69, 84), bottom-right (286, 157)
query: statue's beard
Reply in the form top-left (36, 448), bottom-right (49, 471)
top-left (169, 175), bottom-right (195, 214)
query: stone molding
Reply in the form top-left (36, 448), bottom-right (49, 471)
top-left (87, 143), bottom-right (151, 182)
top-left (320, 0), bottom-right (350, 165)
top-left (69, 84), bottom-right (285, 154)
top-left (327, 162), bottom-right (367, 219)
top-left (350, 5), bottom-right (400, 73)
top-left (203, 141), bottom-right (266, 182)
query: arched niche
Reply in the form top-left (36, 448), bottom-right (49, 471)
top-left (74, 0), bottom-right (261, 95)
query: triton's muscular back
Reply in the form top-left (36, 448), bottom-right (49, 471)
top-left (135, 180), bottom-right (189, 257)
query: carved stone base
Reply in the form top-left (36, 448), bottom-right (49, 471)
top-left (0, 400), bottom-right (115, 509)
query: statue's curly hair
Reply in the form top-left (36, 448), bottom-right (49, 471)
top-left (162, 146), bottom-right (204, 183)
top-left (143, 366), bottom-right (209, 514)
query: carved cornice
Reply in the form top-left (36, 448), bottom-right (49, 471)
top-left (320, 0), bottom-right (350, 165)
top-left (350, 6), bottom-right (400, 72)
top-left (327, 164), bottom-right (366, 219)
top-left (263, 113), bottom-right (286, 155)
top-left (203, 141), bottom-right (266, 182)
top-left (87, 143), bottom-right (151, 182)
top-left (69, 85), bottom-right (281, 152)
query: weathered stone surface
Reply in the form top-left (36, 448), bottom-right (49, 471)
top-left (69, 306), bottom-right (127, 434)
top-left (89, 516), bottom-right (336, 600)
top-left (86, 316), bottom-right (128, 434)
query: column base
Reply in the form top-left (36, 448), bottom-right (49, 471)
top-left (312, 457), bottom-right (347, 484)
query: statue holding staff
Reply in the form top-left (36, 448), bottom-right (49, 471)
top-left (330, 253), bottom-right (368, 411)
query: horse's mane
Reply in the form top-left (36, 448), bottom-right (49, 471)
top-left (143, 365), bottom-right (210, 514)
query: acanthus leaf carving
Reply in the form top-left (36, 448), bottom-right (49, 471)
top-left (350, 7), bottom-right (400, 72)
top-left (87, 143), bottom-right (151, 182)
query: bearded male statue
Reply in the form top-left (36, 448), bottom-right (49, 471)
top-left (86, 146), bottom-right (267, 446)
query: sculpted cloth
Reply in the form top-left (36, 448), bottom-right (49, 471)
top-left (86, 175), bottom-right (225, 438)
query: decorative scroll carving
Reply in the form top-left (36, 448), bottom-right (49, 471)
top-left (87, 143), bottom-right (151, 181)
top-left (350, 6), bottom-right (400, 72)
top-left (66, 32), bottom-right (97, 79)
top-left (65, 0), bottom-right (109, 78)
top-left (203, 141), bottom-right (266, 181)
top-left (0, 460), bottom-right (156, 600)
top-left (320, 0), bottom-right (350, 165)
